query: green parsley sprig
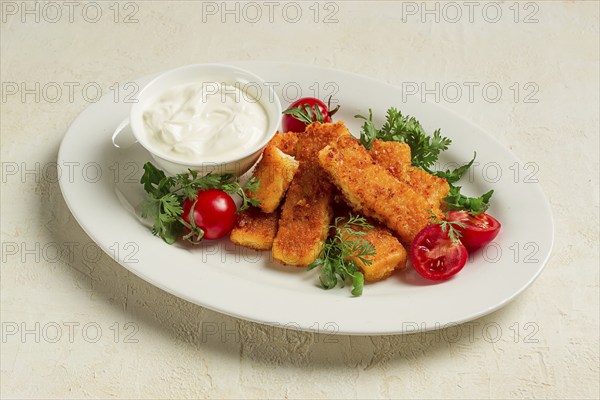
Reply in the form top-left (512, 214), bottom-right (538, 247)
top-left (428, 211), bottom-right (465, 244)
top-left (308, 214), bottom-right (376, 297)
top-left (356, 107), bottom-right (451, 169)
top-left (140, 162), bottom-right (260, 244)
top-left (355, 107), bottom-right (494, 215)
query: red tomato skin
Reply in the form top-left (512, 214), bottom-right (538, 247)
top-left (182, 189), bottom-right (236, 240)
top-left (281, 97), bottom-right (333, 133)
top-left (447, 211), bottom-right (501, 252)
top-left (409, 224), bottom-right (468, 281)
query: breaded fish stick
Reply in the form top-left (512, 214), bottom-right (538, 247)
top-left (337, 217), bottom-right (408, 282)
top-left (230, 207), bottom-right (279, 250)
top-left (248, 145), bottom-right (299, 213)
top-left (369, 140), bottom-right (449, 210)
top-left (369, 139), bottom-right (411, 167)
top-left (272, 122), bottom-right (350, 266)
top-left (318, 135), bottom-right (440, 246)
top-left (405, 168), bottom-right (449, 210)
top-left (267, 131), bottom-right (299, 156)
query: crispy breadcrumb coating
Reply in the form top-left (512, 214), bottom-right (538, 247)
top-left (318, 135), bottom-right (441, 246)
top-left (230, 207), bottom-right (279, 250)
top-left (272, 122), bottom-right (350, 266)
top-left (267, 131), bottom-right (299, 156)
top-left (369, 140), bottom-right (449, 210)
top-left (248, 145), bottom-right (299, 213)
top-left (337, 217), bottom-right (408, 282)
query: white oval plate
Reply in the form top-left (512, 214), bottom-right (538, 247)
top-left (58, 61), bottom-right (553, 335)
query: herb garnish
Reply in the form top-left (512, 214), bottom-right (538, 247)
top-left (308, 214), bottom-right (376, 297)
top-left (356, 107), bottom-right (451, 169)
top-left (431, 153), bottom-right (476, 184)
top-left (355, 107), bottom-right (494, 215)
top-left (140, 162), bottom-right (259, 244)
top-left (428, 211), bottom-right (465, 244)
top-left (282, 97), bottom-right (340, 125)
top-left (443, 186), bottom-right (494, 216)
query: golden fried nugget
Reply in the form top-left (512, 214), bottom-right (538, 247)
top-left (230, 207), bottom-right (279, 250)
top-left (369, 140), bottom-right (449, 210)
top-left (272, 122), bottom-right (350, 266)
top-left (267, 131), bottom-right (299, 156)
top-left (337, 218), bottom-right (408, 282)
top-left (318, 135), bottom-right (441, 246)
top-left (248, 145), bottom-right (299, 213)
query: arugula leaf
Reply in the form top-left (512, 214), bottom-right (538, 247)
top-left (431, 152), bottom-right (476, 184)
top-left (282, 103), bottom-right (325, 124)
top-left (444, 186), bottom-right (494, 216)
top-left (282, 97), bottom-right (340, 126)
top-left (308, 214), bottom-right (375, 297)
top-left (140, 162), bottom-right (260, 244)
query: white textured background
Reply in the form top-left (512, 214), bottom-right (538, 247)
top-left (1, 1), bottom-right (599, 399)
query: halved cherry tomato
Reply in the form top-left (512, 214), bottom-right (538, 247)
top-left (447, 211), bottom-right (501, 252)
top-left (281, 97), bottom-right (339, 133)
top-left (182, 189), bottom-right (236, 240)
top-left (410, 224), bottom-right (468, 281)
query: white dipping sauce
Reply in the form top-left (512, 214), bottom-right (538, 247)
top-left (142, 82), bottom-right (268, 162)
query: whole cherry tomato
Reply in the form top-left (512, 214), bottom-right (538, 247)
top-left (182, 189), bottom-right (236, 240)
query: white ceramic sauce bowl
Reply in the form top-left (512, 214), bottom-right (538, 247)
top-left (114, 63), bottom-right (281, 176)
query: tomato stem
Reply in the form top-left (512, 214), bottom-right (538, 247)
top-left (327, 95), bottom-right (340, 117)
